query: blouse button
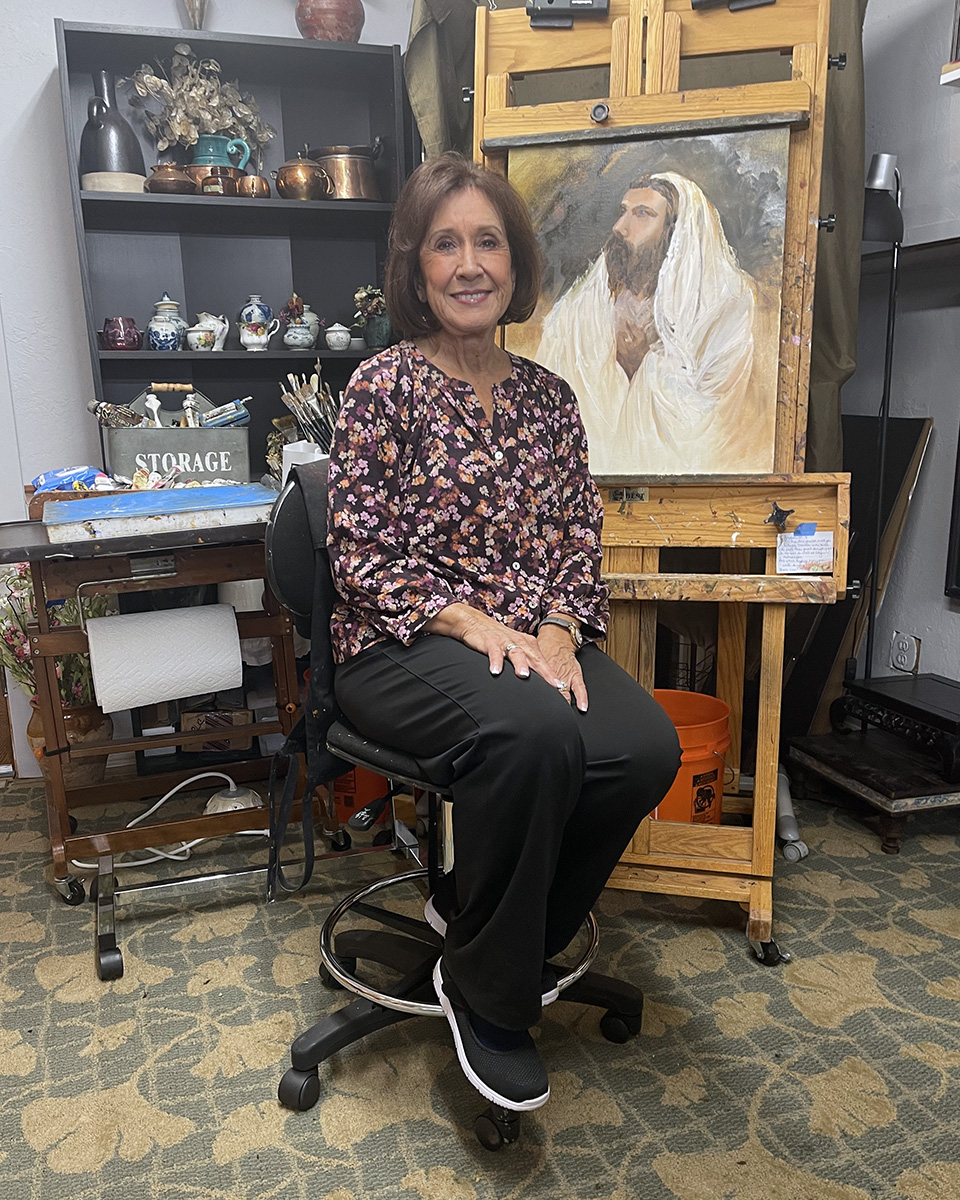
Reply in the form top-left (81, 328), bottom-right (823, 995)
top-left (493, 450), bottom-right (504, 462)
top-left (512, 560), bottom-right (521, 571)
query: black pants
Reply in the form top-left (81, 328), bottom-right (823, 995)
top-left (335, 637), bottom-right (681, 1030)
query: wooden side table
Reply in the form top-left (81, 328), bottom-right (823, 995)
top-left (0, 517), bottom-right (300, 979)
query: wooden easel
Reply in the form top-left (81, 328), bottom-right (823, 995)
top-left (473, 0), bottom-right (848, 953)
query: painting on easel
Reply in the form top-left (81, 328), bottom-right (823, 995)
top-left (506, 127), bottom-right (790, 476)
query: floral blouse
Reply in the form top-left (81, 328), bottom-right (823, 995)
top-left (327, 340), bottom-right (610, 664)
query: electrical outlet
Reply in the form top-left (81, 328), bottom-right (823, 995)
top-left (889, 631), bottom-right (921, 674)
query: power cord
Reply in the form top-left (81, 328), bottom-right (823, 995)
top-left (69, 771), bottom-right (266, 870)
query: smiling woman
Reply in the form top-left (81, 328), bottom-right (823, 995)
top-left (324, 151), bottom-right (681, 1114)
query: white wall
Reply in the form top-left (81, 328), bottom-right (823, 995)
top-left (0, 0), bottom-right (414, 517)
top-left (843, 0), bottom-right (960, 676)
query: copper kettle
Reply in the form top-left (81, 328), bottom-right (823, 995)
top-left (271, 154), bottom-right (332, 201)
top-left (303, 136), bottom-right (382, 200)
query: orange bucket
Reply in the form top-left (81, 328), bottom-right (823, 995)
top-left (333, 765), bottom-right (390, 825)
top-left (652, 689), bottom-right (731, 824)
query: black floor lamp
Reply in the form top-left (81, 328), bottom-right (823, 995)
top-left (861, 152), bottom-right (904, 681)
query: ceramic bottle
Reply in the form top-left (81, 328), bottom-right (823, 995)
top-left (239, 294), bottom-right (273, 324)
top-left (78, 70), bottom-right (146, 179)
top-left (146, 292), bottom-right (188, 351)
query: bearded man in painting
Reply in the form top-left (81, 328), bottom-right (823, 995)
top-left (536, 173), bottom-right (767, 475)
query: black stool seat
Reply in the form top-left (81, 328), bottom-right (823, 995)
top-left (326, 718), bottom-right (449, 794)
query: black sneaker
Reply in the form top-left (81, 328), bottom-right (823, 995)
top-left (432, 958), bottom-right (550, 1111)
top-left (424, 896), bottom-right (560, 1005)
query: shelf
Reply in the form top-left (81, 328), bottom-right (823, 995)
top-left (98, 349), bottom-right (370, 361)
top-left (861, 236), bottom-right (960, 310)
top-left (81, 192), bottom-right (394, 236)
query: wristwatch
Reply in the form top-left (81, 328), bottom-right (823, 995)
top-left (538, 614), bottom-right (583, 650)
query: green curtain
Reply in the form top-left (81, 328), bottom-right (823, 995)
top-left (807, 0), bottom-right (869, 472)
top-left (403, 0), bottom-right (483, 160)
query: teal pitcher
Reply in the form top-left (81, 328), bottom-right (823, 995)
top-left (190, 134), bottom-right (251, 172)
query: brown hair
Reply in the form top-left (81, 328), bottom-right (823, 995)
top-left (384, 152), bottom-right (542, 338)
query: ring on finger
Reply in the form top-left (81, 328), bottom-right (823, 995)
top-left (556, 681), bottom-right (569, 691)
top-left (504, 643), bottom-right (518, 653)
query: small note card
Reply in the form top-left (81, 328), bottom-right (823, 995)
top-left (776, 524), bottom-right (834, 574)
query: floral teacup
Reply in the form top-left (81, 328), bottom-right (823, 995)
top-left (185, 326), bottom-right (216, 351)
top-left (239, 318), bottom-right (280, 352)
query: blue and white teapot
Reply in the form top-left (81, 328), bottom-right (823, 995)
top-left (238, 294), bottom-right (273, 325)
top-left (146, 292), bottom-right (188, 351)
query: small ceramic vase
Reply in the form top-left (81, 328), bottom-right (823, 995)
top-left (362, 313), bottom-right (391, 350)
top-left (146, 292), bottom-right (187, 351)
top-left (239, 318), bottom-right (280, 351)
top-left (301, 303), bottom-right (321, 342)
top-left (238, 294), bottom-right (273, 325)
top-left (99, 316), bottom-right (142, 350)
top-left (185, 325), bottom-right (216, 351)
top-left (194, 312), bottom-right (230, 350)
top-left (191, 133), bottom-right (251, 172)
top-left (324, 322), bottom-right (352, 351)
top-left (283, 322), bottom-right (317, 350)
top-left (296, 0), bottom-right (365, 42)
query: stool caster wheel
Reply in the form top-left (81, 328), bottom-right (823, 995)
top-left (97, 947), bottom-right (123, 981)
top-left (750, 939), bottom-right (791, 967)
top-left (328, 829), bottom-right (352, 852)
top-left (475, 1105), bottom-right (521, 1151)
top-left (600, 1009), bottom-right (643, 1044)
top-left (372, 828), bottom-right (393, 847)
top-left (319, 957), bottom-right (356, 989)
top-left (68, 815), bottom-right (78, 834)
top-left (278, 1068), bottom-right (321, 1111)
top-left (57, 877), bottom-right (85, 906)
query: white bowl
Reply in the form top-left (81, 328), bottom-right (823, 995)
top-left (325, 329), bottom-right (352, 351)
top-left (348, 337), bottom-right (367, 352)
top-left (81, 172), bottom-right (148, 193)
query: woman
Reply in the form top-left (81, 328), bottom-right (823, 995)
top-left (328, 153), bottom-right (680, 1113)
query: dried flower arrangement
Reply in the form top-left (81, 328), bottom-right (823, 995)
top-left (279, 294), bottom-right (305, 325)
top-left (122, 43), bottom-right (276, 166)
top-left (0, 564), bottom-right (113, 707)
top-left (353, 285), bottom-right (386, 327)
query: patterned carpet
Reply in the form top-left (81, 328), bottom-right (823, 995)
top-left (1, 778), bottom-right (959, 1200)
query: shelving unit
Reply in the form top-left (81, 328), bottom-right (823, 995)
top-left (56, 20), bottom-right (414, 478)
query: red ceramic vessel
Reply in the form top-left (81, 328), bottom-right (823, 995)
top-left (99, 316), bottom-right (143, 350)
top-left (295, 0), bottom-right (365, 43)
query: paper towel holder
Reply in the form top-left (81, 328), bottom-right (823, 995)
top-left (74, 555), bottom-right (177, 631)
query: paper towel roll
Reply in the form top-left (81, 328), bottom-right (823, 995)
top-left (86, 604), bottom-right (243, 713)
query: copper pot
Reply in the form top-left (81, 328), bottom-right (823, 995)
top-left (201, 168), bottom-right (238, 196)
top-left (182, 162), bottom-right (243, 189)
top-left (304, 137), bottom-right (382, 200)
top-left (237, 174), bottom-right (271, 198)
top-left (271, 155), bottom-right (332, 201)
top-left (145, 163), bottom-right (197, 195)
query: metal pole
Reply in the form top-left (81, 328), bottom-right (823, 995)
top-left (864, 170), bottom-right (902, 682)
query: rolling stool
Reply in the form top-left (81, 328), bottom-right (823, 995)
top-left (267, 462), bottom-right (646, 1150)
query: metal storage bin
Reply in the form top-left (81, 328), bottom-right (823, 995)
top-left (104, 427), bottom-right (250, 483)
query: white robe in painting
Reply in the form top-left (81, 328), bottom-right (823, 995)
top-left (536, 172), bottom-right (773, 476)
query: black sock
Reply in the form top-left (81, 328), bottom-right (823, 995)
top-left (468, 1011), bottom-right (529, 1052)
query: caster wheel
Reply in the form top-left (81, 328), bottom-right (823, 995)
top-left (781, 840), bottom-right (808, 863)
top-left (600, 1009), bottom-right (643, 1044)
top-left (97, 948), bottom-right (123, 981)
top-left (60, 878), bottom-right (85, 906)
top-left (319, 956), bottom-right (356, 988)
top-left (474, 1106), bottom-right (520, 1151)
top-left (278, 1068), bottom-right (321, 1111)
top-left (372, 828), bottom-right (393, 847)
top-left (68, 815), bottom-right (78, 834)
top-left (328, 829), bottom-right (352, 852)
top-left (750, 939), bottom-right (791, 967)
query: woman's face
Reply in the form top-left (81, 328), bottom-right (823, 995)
top-left (418, 188), bottom-right (515, 341)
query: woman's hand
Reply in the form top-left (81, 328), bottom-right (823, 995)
top-left (424, 603), bottom-right (566, 692)
top-left (537, 623), bottom-right (588, 711)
